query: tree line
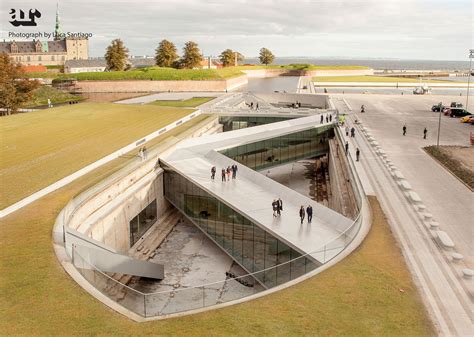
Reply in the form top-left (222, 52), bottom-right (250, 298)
top-left (105, 39), bottom-right (275, 71)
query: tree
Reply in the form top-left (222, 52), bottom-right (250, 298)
top-left (105, 39), bottom-right (129, 71)
top-left (180, 41), bottom-right (202, 69)
top-left (219, 49), bottom-right (245, 67)
top-left (0, 53), bottom-right (40, 116)
top-left (155, 39), bottom-right (178, 68)
top-left (259, 47), bottom-right (275, 65)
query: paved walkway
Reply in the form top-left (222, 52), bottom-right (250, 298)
top-left (115, 92), bottom-right (224, 105)
top-left (332, 96), bottom-right (473, 337)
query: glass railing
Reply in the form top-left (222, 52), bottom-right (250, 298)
top-left (71, 125), bottom-right (367, 318)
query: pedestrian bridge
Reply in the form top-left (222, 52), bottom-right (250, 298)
top-left (161, 114), bottom-right (357, 288)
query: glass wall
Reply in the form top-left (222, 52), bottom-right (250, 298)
top-left (220, 127), bottom-right (332, 171)
top-left (129, 200), bottom-right (157, 247)
top-left (219, 116), bottom-right (296, 132)
top-left (162, 163), bottom-right (319, 288)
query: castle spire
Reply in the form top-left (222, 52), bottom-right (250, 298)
top-left (54, 2), bottom-right (62, 40)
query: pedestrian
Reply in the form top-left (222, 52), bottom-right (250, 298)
top-left (345, 126), bottom-right (350, 136)
top-left (356, 148), bottom-right (360, 161)
top-left (329, 114), bottom-right (332, 122)
top-left (221, 168), bottom-right (226, 182)
top-left (232, 164), bottom-right (238, 179)
top-left (326, 115), bottom-right (329, 123)
top-left (345, 141), bottom-right (349, 155)
top-left (250, 102), bottom-right (254, 109)
top-left (47, 98), bottom-right (52, 108)
top-left (403, 125), bottom-right (407, 136)
top-left (138, 147), bottom-right (144, 161)
top-left (351, 127), bottom-right (355, 138)
top-left (226, 166), bottom-right (231, 181)
top-left (306, 205), bottom-right (313, 223)
top-left (336, 142), bottom-right (339, 157)
top-left (143, 146), bottom-right (148, 160)
top-left (272, 200), bottom-right (278, 217)
top-left (256, 103), bottom-right (259, 110)
top-left (277, 198), bottom-right (283, 216)
top-left (423, 127), bottom-right (427, 139)
top-left (299, 206), bottom-right (305, 224)
top-left (320, 114), bottom-right (324, 124)
top-left (211, 166), bottom-right (216, 180)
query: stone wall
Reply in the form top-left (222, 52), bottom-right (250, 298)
top-left (72, 76), bottom-right (248, 93)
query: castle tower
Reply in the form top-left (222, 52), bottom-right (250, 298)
top-left (54, 3), bottom-right (62, 40)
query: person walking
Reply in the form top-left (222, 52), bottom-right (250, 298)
top-left (232, 164), bottom-right (238, 179)
top-left (143, 146), bottom-right (148, 160)
top-left (320, 114), bottom-right (324, 124)
top-left (211, 166), bottom-right (216, 180)
top-left (350, 127), bottom-right (355, 138)
top-left (138, 147), bottom-right (144, 161)
top-left (345, 141), bottom-right (349, 155)
top-left (403, 125), bottom-right (407, 136)
top-left (221, 168), bottom-right (226, 182)
top-left (299, 206), bottom-right (305, 225)
top-left (423, 127), bottom-right (427, 139)
top-left (329, 114), bottom-right (332, 122)
top-left (326, 115), bottom-right (329, 123)
top-left (356, 148), bottom-right (360, 161)
top-left (306, 205), bottom-right (313, 223)
top-left (336, 142), bottom-right (339, 157)
top-left (277, 198), bottom-right (283, 217)
top-left (272, 200), bottom-right (279, 217)
top-left (345, 126), bottom-right (350, 136)
top-left (226, 166), bottom-right (231, 181)
top-left (256, 103), bottom-right (259, 110)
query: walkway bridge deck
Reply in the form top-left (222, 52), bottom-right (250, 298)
top-left (161, 115), bottom-right (354, 264)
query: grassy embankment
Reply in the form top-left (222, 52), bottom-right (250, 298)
top-left (0, 185), bottom-right (434, 336)
top-left (25, 85), bottom-right (84, 108)
top-left (424, 145), bottom-right (474, 189)
top-left (0, 103), bottom-right (195, 208)
top-left (312, 75), bottom-right (453, 83)
top-left (148, 97), bottom-right (215, 108)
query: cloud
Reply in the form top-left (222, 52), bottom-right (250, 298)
top-left (0, 0), bottom-right (471, 60)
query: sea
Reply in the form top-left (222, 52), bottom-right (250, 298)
top-left (242, 58), bottom-right (471, 72)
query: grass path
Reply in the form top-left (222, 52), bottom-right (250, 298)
top-left (0, 187), bottom-right (434, 336)
top-left (0, 103), bottom-right (192, 208)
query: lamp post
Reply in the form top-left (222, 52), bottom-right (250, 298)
top-left (466, 49), bottom-right (473, 110)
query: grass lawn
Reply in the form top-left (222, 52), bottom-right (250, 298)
top-left (312, 75), bottom-right (452, 83)
top-left (238, 64), bottom-right (370, 71)
top-left (0, 102), bottom-right (193, 209)
top-left (148, 97), bottom-right (215, 108)
top-left (424, 145), bottom-right (474, 189)
top-left (54, 67), bottom-right (245, 82)
top-left (0, 188), bottom-right (434, 336)
top-left (25, 85), bottom-right (84, 108)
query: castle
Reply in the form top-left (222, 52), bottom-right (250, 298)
top-left (0, 5), bottom-right (88, 66)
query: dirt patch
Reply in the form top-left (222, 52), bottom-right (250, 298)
top-left (424, 145), bottom-right (474, 189)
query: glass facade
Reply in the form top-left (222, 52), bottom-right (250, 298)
top-left (129, 200), bottom-right (157, 247)
top-left (219, 116), bottom-right (296, 132)
top-left (162, 163), bottom-right (319, 288)
top-left (220, 127), bottom-right (332, 171)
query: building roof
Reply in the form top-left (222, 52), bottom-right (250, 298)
top-left (0, 40), bottom-right (67, 54)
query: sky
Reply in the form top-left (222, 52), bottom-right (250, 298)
top-left (1, 0), bottom-right (472, 60)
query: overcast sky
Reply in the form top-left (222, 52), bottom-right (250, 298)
top-left (1, 0), bottom-right (472, 60)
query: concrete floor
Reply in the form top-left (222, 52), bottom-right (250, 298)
top-left (337, 94), bottom-right (473, 267)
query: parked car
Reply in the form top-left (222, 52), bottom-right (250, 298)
top-left (447, 108), bottom-right (471, 117)
top-left (432, 103), bottom-right (445, 112)
top-left (460, 115), bottom-right (474, 123)
top-left (450, 102), bottom-right (463, 108)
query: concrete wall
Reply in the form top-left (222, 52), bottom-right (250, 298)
top-left (65, 116), bottom-right (222, 253)
top-left (72, 76), bottom-right (247, 93)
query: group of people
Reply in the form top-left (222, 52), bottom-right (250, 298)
top-left (299, 205), bottom-right (313, 224)
top-left (402, 125), bottom-right (428, 139)
top-left (320, 113), bottom-right (334, 124)
top-left (247, 102), bottom-right (259, 110)
top-left (345, 126), bottom-right (356, 138)
top-left (211, 164), bottom-right (238, 182)
top-left (343, 136), bottom-right (361, 161)
top-left (138, 146), bottom-right (148, 161)
top-left (271, 198), bottom-right (283, 217)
